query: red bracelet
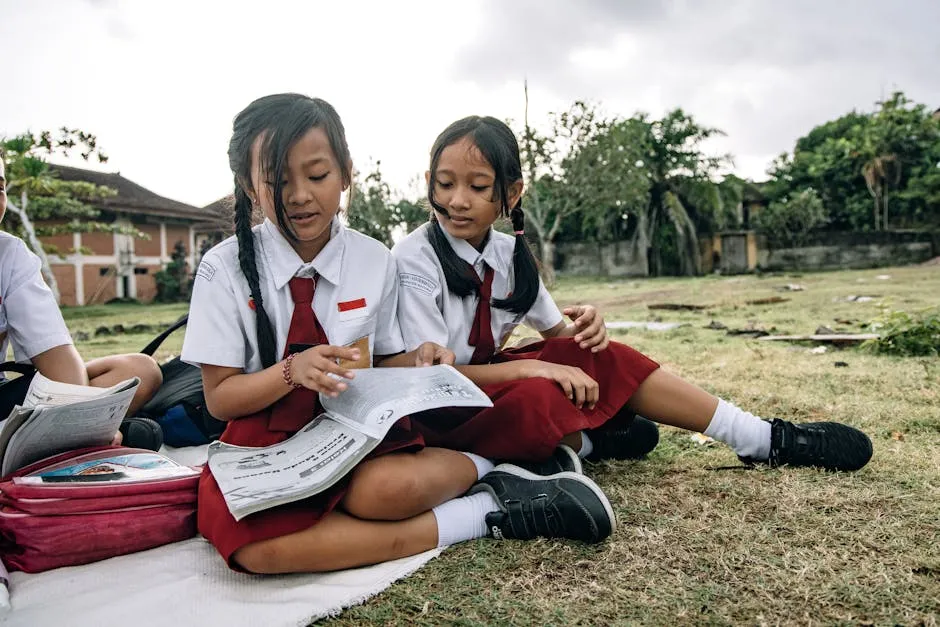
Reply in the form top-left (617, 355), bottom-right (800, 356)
top-left (282, 353), bottom-right (301, 389)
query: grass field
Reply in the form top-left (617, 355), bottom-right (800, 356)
top-left (68, 265), bottom-right (940, 626)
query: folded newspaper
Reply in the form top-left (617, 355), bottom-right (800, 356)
top-left (0, 373), bottom-right (140, 476)
top-left (208, 365), bottom-right (493, 521)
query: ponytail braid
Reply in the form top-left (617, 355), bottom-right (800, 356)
top-left (492, 202), bottom-right (539, 314)
top-left (233, 185), bottom-right (278, 368)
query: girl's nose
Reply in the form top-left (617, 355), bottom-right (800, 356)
top-left (287, 179), bottom-right (314, 207)
top-left (449, 185), bottom-right (472, 210)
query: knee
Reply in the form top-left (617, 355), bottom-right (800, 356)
top-left (343, 456), bottom-right (422, 520)
top-left (126, 354), bottom-right (163, 395)
top-left (232, 541), bottom-right (289, 574)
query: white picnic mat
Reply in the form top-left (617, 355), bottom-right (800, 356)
top-left (0, 445), bottom-right (443, 627)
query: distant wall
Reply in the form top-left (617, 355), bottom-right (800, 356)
top-left (757, 231), bottom-right (936, 271)
top-left (554, 230), bottom-right (937, 276)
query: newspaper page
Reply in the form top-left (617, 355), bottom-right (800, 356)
top-left (21, 372), bottom-right (138, 409)
top-left (0, 378), bottom-right (139, 475)
top-left (207, 415), bottom-right (375, 520)
top-left (322, 365), bottom-right (493, 439)
top-left (207, 365), bottom-right (493, 520)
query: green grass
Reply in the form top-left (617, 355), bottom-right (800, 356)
top-left (71, 266), bottom-right (940, 626)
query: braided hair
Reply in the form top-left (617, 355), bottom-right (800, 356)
top-left (426, 116), bottom-right (539, 315)
top-left (227, 93), bottom-right (351, 368)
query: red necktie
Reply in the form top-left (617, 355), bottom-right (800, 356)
top-left (467, 264), bottom-right (496, 365)
top-left (268, 276), bottom-right (330, 432)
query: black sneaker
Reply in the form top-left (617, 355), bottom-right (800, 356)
top-left (739, 419), bottom-right (873, 471)
top-left (586, 414), bottom-right (660, 461)
top-left (511, 444), bottom-right (583, 475)
top-left (119, 416), bottom-right (164, 451)
top-left (469, 464), bottom-right (615, 544)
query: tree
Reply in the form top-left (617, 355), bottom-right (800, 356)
top-left (632, 109), bottom-right (730, 276)
top-left (1, 129), bottom-right (144, 303)
top-left (346, 161), bottom-right (411, 248)
top-left (766, 91), bottom-right (940, 231)
top-left (154, 240), bottom-right (190, 302)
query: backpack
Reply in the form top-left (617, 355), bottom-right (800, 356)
top-left (0, 362), bottom-right (37, 422)
top-left (138, 315), bottom-right (226, 447)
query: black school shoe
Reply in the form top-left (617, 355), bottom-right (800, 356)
top-left (511, 444), bottom-right (583, 475)
top-left (586, 414), bottom-right (660, 462)
top-left (738, 419), bottom-right (873, 471)
top-left (119, 416), bottom-right (164, 451)
top-left (469, 464), bottom-right (616, 544)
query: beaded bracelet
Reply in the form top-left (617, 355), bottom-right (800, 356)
top-left (282, 353), bottom-right (301, 389)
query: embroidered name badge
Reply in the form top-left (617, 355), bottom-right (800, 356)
top-left (337, 298), bottom-right (369, 321)
top-left (195, 260), bottom-right (216, 282)
top-left (399, 273), bottom-right (437, 295)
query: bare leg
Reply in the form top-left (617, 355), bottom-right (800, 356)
top-left (342, 447), bottom-right (478, 521)
top-left (233, 510), bottom-right (439, 574)
top-left (234, 448), bottom-right (478, 573)
top-left (625, 368), bottom-right (719, 433)
top-left (86, 354), bottom-right (163, 415)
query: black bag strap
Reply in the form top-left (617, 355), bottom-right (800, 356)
top-left (0, 361), bottom-right (36, 377)
top-left (140, 314), bottom-right (189, 356)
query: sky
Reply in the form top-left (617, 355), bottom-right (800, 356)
top-left (2, 0), bottom-right (938, 209)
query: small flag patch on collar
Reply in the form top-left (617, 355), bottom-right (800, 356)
top-left (337, 298), bottom-right (367, 312)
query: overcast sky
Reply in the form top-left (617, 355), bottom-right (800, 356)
top-left (2, 0), bottom-right (937, 209)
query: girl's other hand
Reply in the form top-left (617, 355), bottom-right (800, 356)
top-left (415, 342), bottom-right (456, 367)
top-left (291, 345), bottom-right (359, 397)
top-left (520, 360), bottom-right (598, 410)
top-left (563, 305), bottom-right (609, 352)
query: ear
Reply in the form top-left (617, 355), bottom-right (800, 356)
top-left (507, 179), bottom-right (524, 210)
top-left (424, 170), bottom-right (431, 188)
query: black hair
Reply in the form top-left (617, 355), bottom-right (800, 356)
top-left (426, 116), bottom-right (539, 315)
top-left (227, 93), bottom-right (351, 368)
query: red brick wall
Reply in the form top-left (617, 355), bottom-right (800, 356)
top-left (84, 265), bottom-right (117, 304)
top-left (135, 223), bottom-right (162, 257)
top-left (165, 225), bottom-right (190, 255)
top-left (134, 265), bottom-right (162, 302)
top-left (37, 220), bottom-right (74, 257)
top-left (51, 264), bottom-right (77, 306)
top-left (82, 231), bottom-right (115, 255)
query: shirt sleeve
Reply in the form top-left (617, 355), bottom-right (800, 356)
top-left (372, 255), bottom-right (406, 356)
top-left (181, 253), bottom-right (250, 369)
top-left (394, 248), bottom-right (451, 352)
top-left (523, 278), bottom-right (565, 332)
top-left (4, 240), bottom-right (73, 362)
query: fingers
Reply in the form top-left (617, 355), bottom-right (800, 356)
top-left (436, 347), bottom-right (456, 366)
top-left (292, 346), bottom-right (359, 397)
top-left (314, 345), bottom-right (361, 372)
top-left (575, 318), bottom-right (604, 348)
top-left (111, 431), bottom-right (123, 446)
top-left (416, 343), bottom-right (436, 367)
top-left (592, 334), bottom-right (610, 353)
top-left (563, 305), bottom-right (583, 322)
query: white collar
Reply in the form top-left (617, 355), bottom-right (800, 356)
top-left (260, 216), bottom-right (345, 289)
top-left (439, 225), bottom-right (508, 276)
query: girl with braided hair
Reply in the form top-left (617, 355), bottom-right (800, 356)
top-left (394, 116), bottom-right (873, 474)
top-left (182, 96), bottom-right (621, 573)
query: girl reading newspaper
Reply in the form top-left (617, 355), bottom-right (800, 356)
top-left (182, 94), bottom-right (617, 574)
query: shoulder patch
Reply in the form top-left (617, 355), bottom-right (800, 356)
top-left (195, 259), bottom-right (217, 282)
top-left (400, 273), bottom-right (437, 296)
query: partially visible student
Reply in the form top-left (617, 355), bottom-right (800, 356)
top-left (0, 155), bottom-right (163, 448)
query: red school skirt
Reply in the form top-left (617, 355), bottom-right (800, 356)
top-left (198, 390), bottom-right (424, 570)
top-left (412, 337), bottom-right (659, 461)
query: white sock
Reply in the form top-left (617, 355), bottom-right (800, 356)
top-left (577, 431), bottom-right (594, 459)
top-left (432, 492), bottom-right (500, 548)
top-left (460, 452), bottom-right (494, 480)
top-left (703, 399), bottom-right (772, 460)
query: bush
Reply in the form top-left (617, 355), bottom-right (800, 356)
top-left (752, 188), bottom-right (827, 248)
top-left (862, 307), bottom-right (940, 357)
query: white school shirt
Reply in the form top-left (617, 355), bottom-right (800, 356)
top-left (0, 231), bottom-right (73, 368)
top-left (181, 217), bottom-right (404, 374)
top-left (392, 223), bottom-right (563, 366)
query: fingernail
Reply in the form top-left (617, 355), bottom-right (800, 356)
top-left (352, 350), bottom-right (360, 358)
